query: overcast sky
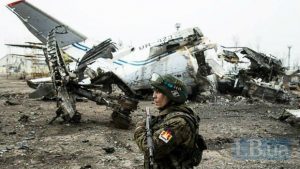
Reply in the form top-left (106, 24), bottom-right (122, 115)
top-left (0, 0), bottom-right (299, 67)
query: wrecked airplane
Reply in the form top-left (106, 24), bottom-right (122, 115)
top-left (7, 0), bottom-right (295, 128)
top-left (6, 0), bottom-right (217, 127)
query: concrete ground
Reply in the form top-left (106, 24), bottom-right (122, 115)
top-left (0, 79), bottom-right (299, 169)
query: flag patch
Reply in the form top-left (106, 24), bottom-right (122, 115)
top-left (159, 130), bottom-right (173, 143)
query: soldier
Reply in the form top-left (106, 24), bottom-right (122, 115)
top-left (134, 73), bottom-right (204, 169)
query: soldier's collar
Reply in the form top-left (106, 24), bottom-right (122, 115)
top-left (158, 104), bottom-right (174, 116)
top-left (158, 109), bottom-right (170, 116)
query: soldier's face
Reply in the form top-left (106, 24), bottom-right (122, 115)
top-left (153, 90), bottom-right (169, 108)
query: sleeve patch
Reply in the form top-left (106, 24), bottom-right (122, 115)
top-left (158, 129), bottom-right (173, 143)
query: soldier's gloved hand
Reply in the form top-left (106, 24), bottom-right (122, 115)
top-left (134, 121), bottom-right (146, 134)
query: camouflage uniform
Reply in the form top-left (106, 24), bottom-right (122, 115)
top-left (134, 104), bottom-right (199, 169)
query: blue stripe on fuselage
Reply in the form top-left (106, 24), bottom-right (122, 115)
top-left (75, 42), bottom-right (91, 50)
top-left (113, 52), bottom-right (174, 66)
top-left (72, 43), bottom-right (91, 51)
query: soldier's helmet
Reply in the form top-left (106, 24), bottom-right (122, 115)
top-left (150, 73), bottom-right (188, 104)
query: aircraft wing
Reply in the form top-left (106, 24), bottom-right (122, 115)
top-left (7, 0), bottom-right (87, 47)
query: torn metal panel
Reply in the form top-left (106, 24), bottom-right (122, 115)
top-left (246, 81), bottom-right (290, 103)
top-left (217, 77), bottom-right (244, 95)
top-left (286, 109), bottom-right (300, 118)
top-left (220, 50), bottom-right (240, 63)
top-left (91, 70), bottom-right (135, 97)
top-left (78, 39), bottom-right (117, 66)
top-left (206, 59), bottom-right (226, 78)
top-left (212, 46), bottom-right (290, 104)
top-left (279, 109), bottom-right (300, 128)
top-left (240, 47), bottom-right (285, 81)
top-left (220, 47), bottom-right (284, 79)
top-left (28, 83), bottom-right (55, 99)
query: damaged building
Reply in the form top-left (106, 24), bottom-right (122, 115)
top-left (0, 46), bottom-right (49, 79)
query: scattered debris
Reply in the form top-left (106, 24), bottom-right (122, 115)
top-left (0, 148), bottom-right (8, 155)
top-left (82, 139), bottom-right (89, 143)
top-left (279, 109), bottom-right (300, 128)
top-left (80, 165), bottom-right (92, 169)
top-left (17, 141), bottom-right (29, 150)
top-left (18, 114), bottom-right (29, 123)
top-left (246, 80), bottom-right (291, 103)
top-left (102, 147), bottom-right (115, 154)
top-left (24, 131), bottom-right (36, 140)
top-left (8, 131), bottom-right (16, 135)
top-left (206, 137), bottom-right (234, 150)
top-left (4, 99), bottom-right (21, 106)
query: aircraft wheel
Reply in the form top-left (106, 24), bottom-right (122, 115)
top-left (111, 111), bottom-right (131, 129)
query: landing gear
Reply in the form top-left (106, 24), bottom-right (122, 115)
top-left (111, 96), bottom-right (138, 129)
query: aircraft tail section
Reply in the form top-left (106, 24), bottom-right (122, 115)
top-left (7, 0), bottom-right (87, 47)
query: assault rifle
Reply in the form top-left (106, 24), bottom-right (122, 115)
top-left (146, 107), bottom-right (154, 168)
